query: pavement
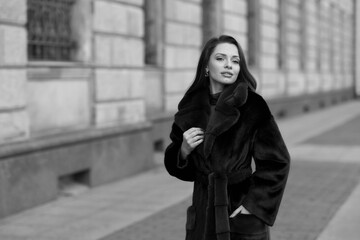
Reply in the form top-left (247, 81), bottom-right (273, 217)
top-left (0, 100), bottom-right (360, 240)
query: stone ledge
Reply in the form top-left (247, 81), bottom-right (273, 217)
top-left (0, 120), bottom-right (154, 219)
top-left (148, 111), bottom-right (174, 122)
top-left (0, 121), bottom-right (152, 160)
top-left (268, 88), bottom-right (355, 118)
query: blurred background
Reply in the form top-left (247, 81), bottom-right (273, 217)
top-left (0, 0), bottom-right (360, 239)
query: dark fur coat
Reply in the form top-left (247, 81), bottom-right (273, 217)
top-left (164, 81), bottom-right (290, 240)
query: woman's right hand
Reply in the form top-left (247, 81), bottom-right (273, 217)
top-left (180, 127), bottom-right (204, 159)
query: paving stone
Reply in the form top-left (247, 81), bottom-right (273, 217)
top-left (305, 115), bottom-right (360, 146)
top-left (272, 160), bottom-right (360, 240)
top-left (103, 160), bottom-right (360, 240)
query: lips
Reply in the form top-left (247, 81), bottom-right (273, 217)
top-left (221, 72), bottom-right (233, 77)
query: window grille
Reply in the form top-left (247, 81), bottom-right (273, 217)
top-left (27, 0), bottom-right (76, 61)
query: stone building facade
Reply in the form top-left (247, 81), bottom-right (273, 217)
top-left (0, 0), bottom-right (357, 218)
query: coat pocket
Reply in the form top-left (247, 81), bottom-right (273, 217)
top-left (229, 213), bottom-right (268, 236)
top-left (185, 205), bottom-right (196, 230)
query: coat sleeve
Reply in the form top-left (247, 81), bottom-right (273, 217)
top-left (241, 116), bottom-right (290, 226)
top-left (164, 123), bottom-right (196, 182)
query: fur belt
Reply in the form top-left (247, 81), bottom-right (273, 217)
top-left (198, 170), bottom-right (252, 240)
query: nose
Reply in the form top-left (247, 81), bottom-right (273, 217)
top-left (225, 60), bottom-right (232, 69)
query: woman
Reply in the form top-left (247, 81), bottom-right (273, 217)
top-left (164, 35), bottom-right (290, 240)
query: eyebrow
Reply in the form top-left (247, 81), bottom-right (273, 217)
top-left (215, 53), bottom-right (240, 58)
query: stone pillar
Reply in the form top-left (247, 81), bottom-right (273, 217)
top-left (202, 0), bottom-right (223, 43)
top-left (144, 0), bottom-right (164, 66)
top-left (278, 0), bottom-right (288, 71)
top-left (144, 0), bottom-right (165, 115)
top-left (0, 0), bottom-right (29, 144)
top-left (247, 0), bottom-right (261, 68)
top-left (71, 0), bottom-right (93, 62)
top-left (356, 0), bottom-right (360, 96)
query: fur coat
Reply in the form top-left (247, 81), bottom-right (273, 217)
top-left (164, 81), bottom-right (290, 240)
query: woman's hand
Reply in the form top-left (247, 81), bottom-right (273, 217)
top-left (180, 127), bottom-right (204, 159)
top-left (229, 205), bottom-right (251, 218)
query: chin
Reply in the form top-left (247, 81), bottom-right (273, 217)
top-left (222, 79), bottom-right (236, 85)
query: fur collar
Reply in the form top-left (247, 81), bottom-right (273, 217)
top-left (174, 81), bottom-right (249, 159)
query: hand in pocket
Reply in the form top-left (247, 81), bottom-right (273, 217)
top-left (229, 205), bottom-right (251, 218)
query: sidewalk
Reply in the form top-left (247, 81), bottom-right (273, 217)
top-left (0, 100), bottom-right (360, 240)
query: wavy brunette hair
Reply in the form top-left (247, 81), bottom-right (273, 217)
top-left (184, 35), bottom-right (257, 96)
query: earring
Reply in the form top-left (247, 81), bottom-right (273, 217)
top-left (205, 69), bottom-right (209, 77)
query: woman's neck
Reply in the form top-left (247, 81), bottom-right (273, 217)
top-left (210, 82), bottom-right (224, 94)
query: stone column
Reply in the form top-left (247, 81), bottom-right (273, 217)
top-left (356, 0), bottom-right (360, 96)
top-left (247, 0), bottom-right (261, 68)
top-left (278, 0), bottom-right (287, 71)
top-left (202, 0), bottom-right (223, 44)
top-left (144, 0), bottom-right (164, 66)
top-left (71, 0), bottom-right (93, 62)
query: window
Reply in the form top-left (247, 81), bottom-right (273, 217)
top-left (27, 0), bottom-right (76, 61)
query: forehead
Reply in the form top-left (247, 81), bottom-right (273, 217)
top-left (212, 43), bottom-right (239, 56)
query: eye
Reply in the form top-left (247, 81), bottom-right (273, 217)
top-left (232, 58), bottom-right (240, 64)
top-left (216, 57), bottom-right (224, 61)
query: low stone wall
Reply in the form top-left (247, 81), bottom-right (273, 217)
top-left (0, 122), bottom-right (153, 219)
top-left (269, 88), bottom-right (355, 119)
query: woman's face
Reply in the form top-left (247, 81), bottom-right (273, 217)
top-left (207, 43), bottom-right (240, 94)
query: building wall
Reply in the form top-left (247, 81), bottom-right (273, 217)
top-left (222, 0), bottom-right (248, 52)
top-left (257, 0), bottom-right (286, 97)
top-left (0, 0), bottom-right (357, 218)
top-left (93, 0), bottom-right (146, 126)
top-left (163, 0), bottom-right (203, 111)
top-left (0, 0), bottom-right (28, 144)
top-left (252, 0), bottom-right (354, 100)
top-left (1, 0), bottom-right (149, 142)
top-left (0, 0), bottom-right (356, 145)
top-left (0, 0), bottom-right (153, 219)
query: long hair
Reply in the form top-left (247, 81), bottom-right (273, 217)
top-left (185, 35), bottom-right (257, 96)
